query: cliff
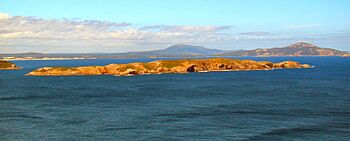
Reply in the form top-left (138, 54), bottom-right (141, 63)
top-left (0, 60), bottom-right (22, 70)
top-left (27, 58), bottom-right (312, 76)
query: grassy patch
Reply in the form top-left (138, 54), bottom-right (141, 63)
top-left (51, 67), bottom-right (78, 71)
top-left (142, 63), bottom-right (156, 70)
top-left (160, 60), bottom-right (184, 68)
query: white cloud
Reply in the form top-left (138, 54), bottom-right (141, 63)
top-left (0, 13), bottom-right (10, 20)
top-left (0, 13), bottom-right (306, 53)
top-left (239, 32), bottom-right (273, 36)
top-left (141, 25), bottom-right (232, 33)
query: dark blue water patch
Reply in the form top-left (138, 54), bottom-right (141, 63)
top-left (0, 57), bottom-right (349, 140)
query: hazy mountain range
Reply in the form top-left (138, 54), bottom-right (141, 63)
top-left (115, 44), bottom-right (227, 57)
top-left (1, 42), bottom-right (349, 59)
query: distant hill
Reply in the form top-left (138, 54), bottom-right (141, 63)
top-left (0, 44), bottom-right (226, 58)
top-left (121, 44), bottom-right (226, 57)
top-left (1, 42), bottom-right (349, 59)
top-left (220, 42), bottom-right (349, 56)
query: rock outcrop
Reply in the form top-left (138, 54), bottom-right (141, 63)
top-left (342, 53), bottom-right (350, 57)
top-left (0, 60), bottom-right (22, 70)
top-left (26, 58), bottom-right (312, 76)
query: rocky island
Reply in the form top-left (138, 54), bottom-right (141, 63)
top-left (27, 58), bottom-right (312, 76)
top-left (0, 60), bottom-right (22, 70)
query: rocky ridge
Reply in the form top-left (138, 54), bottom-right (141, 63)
top-left (27, 58), bottom-right (312, 76)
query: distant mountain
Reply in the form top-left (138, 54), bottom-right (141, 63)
top-left (220, 42), bottom-right (349, 56)
top-left (2, 42), bottom-right (349, 59)
top-left (0, 44), bottom-right (227, 59)
top-left (120, 44), bottom-right (226, 57)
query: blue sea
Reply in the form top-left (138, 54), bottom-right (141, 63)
top-left (0, 57), bottom-right (349, 141)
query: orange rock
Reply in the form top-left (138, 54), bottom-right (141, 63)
top-left (342, 54), bottom-right (350, 57)
top-left (26, 58), bottom-right (312, 76)
top-left (0, 60), bottom-right (22, 70)
top-left (273, 61), bottom-right (303, 69)
top-left (301, 64), bottom-right (312, 68)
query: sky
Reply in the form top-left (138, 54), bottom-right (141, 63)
top-left (0, 0), bottom-right (349, 53)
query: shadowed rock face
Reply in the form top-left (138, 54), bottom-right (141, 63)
top-left (186, 65), bottom-right (196, 72)
top-left (0, 60), bottom-right (21, 70)
top-left (26, 58), bottom-right (312, 76)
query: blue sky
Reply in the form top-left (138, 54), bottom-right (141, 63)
top-left (0, 0), bottom-right (349, 53)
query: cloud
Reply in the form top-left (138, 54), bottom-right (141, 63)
top-left (283, 24), bottom-right (321, 29)
top-left (0, 13), bottom-right (10, 20)
top-left (307, 32), bottom-right (350, 40)
top-left (239, 32), bottom-right (273, 36)
top-left (0, 13), bottom-right (305, 53)
top-left (0, 13), bottom-right (237, 52)
top-left (141, 25), bottom-right (232, 33)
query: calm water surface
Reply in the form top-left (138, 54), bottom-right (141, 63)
top-left (0, 57), bottom-right (349, 141)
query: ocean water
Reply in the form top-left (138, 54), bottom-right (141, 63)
top-left (0, 57), bottom-right (349, 141)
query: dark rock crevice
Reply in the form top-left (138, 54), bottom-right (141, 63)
top-left (186, 65), bottom-right (196, 72)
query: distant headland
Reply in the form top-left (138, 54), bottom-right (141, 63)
top-left (220, 42), bottom-right (350, 57)
top-left (27, 58), bottom-right (312, 76)
top-left (2, 42), bottom-right (349, 60)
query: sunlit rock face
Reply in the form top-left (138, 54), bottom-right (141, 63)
top-left (0, 60), bottom-right (21, 70)
top-left (26, 58), bottom-right (312, 76)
